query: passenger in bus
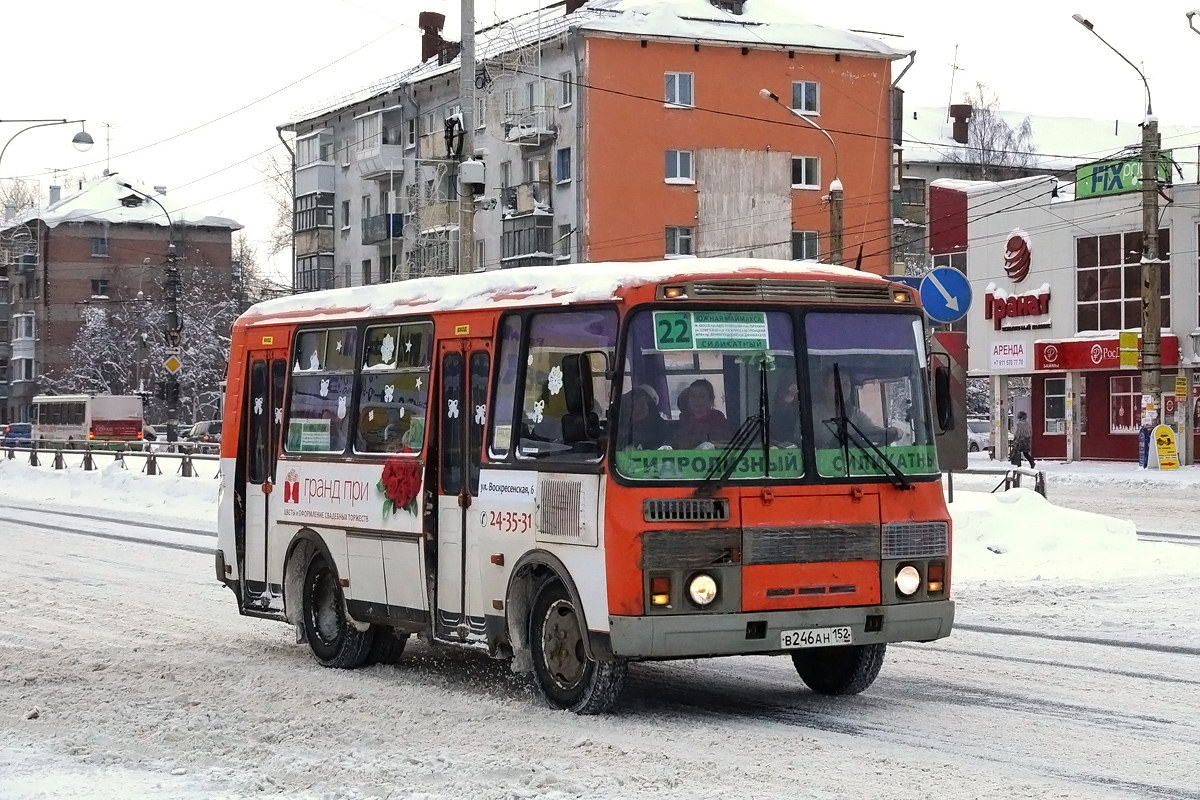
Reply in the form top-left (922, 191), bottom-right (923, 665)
top-left (672, 379), bottom-right (730, 449)
top-left (773, 380), bottom-right (803, 447)
top-left (812, 371), bottom-right (898, 449)
top-left (620, 384), bottom-right (668, 450)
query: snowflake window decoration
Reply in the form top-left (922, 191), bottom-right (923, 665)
top-left (274, 407), bottom-right (283, 425)
top-left (253, 397), bottom-right (264, 415)
top-left (380, 334), bottom-right (396, 365)
top-left (384, 385), bottom-right (395, 403)
top-left (447, 399), bottom-right (460, 419)
top-left (475, 404), bottom-right (486, 425)
top-left (530, 399), bottom-right (545, 424)
top-left (547, 365), bottom-right (564, 396)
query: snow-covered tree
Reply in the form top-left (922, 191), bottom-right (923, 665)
top-left (948, 83), bottom-right (1037, 180)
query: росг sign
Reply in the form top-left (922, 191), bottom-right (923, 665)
top-left (1074, 151), bottom-right (1172, 200)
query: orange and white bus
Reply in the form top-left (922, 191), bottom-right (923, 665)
top-left (216, 259), bottom-right (956, 714)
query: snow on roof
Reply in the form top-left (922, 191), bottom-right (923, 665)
top-left (1, 173), bottom-right (242, 233)
top-left (929, 175), bottom-right (1053, 195)
top-left (287, 0), bottom-right (901, 126)
top-left (905, 106), bottom-right (1200, 181)
top-left (241, 257), bottom-right (888, 323)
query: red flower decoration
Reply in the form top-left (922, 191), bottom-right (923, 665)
top-left (378, 457), bottom-right (422, 516)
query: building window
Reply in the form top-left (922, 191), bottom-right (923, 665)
top-left (10, 358), bottom-right (35, 382)
top-left (525, 81), bottom-right (544, 110)
top-left (361, 195), bottom-right (372, 219)
top-left (559, 72), bottom-right (574, 107)
top-left (556, 148), bottom-right (572, 183)
top-left (933, 252), bottom-right (966, 270)
top-left (1076, 229), bottom-right (1171, 332)
top-left (665, 149), bottom-right (694, 183)
top-left (711, 0), bottom-right (745, 13)
top-left (91, 237), bottom-right (109, 257)
top-left (476, 96), bottom-right (486, 130)
top-left (792, 81), bottom-right (819, 114)
top-left (900, 177), bottom-right (925, 206)
top-left (475, 239), bottom-right (486, 271)
top-left (424, 112), bottom-right (436, 136)
top-left (91, 279), bottom-right (109, 297)
top-left (503, 89), bottom-right (515, 115)
top-left (379, 255), bottom-right (393, 283)
top-left (1110, 375), bottom-right (1142, 433)
top-left (362, 259), bottom-right (372, 285)
top-left (295, 255), bottom-right (334, 291)
top-left (501, 214), bottom-right (554, 268)
top-left (1044, 377), bottom-right (1067, 434)
top-left (792, 156), bottom-right (820, 189)
top-left (341, 200), bottom-right (350, 229)
top-left (294, 192), bottom-right (334, 231)
top-left (792, 230), bottom-right (819, 261)
top-left (12, 314), bottom-right (35, 340)
top-left (556, 224), bottom-right (572, 259)
top-left (664, 72), bottom-right (694, 107)
top-left (666, 226), bottom-right (694, 257)
top-left (341, 137), bottom-right (352, 166)
top-left (355, 112), bottom-right (382, 152)
top-left (407, 119), bottom-right (417, 148)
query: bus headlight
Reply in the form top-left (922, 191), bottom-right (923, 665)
top-left (895, 565), bottom-right (921, 597)
top-left (687, 573), bottom-right (718, 606)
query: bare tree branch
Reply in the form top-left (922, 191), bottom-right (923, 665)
top-left (947, 83), bottom-right (1038, 179)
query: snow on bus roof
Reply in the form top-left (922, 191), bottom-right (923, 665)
top-left (242, 258), bottom-right (885, 324)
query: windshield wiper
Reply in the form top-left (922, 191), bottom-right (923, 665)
top-left (694, 356), bottom-right (771, 498)
top-left (831, 363), bottom-right (912, 491)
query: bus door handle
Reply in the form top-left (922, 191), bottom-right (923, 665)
top-left (458, 489), bottom-right (471, 509)
top-left (263, 480), bottom-right (274, 495)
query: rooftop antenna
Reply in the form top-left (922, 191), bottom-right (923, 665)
top-left (945, 44), bottom-right (964, 122)
top-left (101, 122), bottom-right (116, 175)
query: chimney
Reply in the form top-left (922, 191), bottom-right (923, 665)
top-left (420, 11), bottom-right (446, 62)
top-left (154, 185), bottom-right (167, 195)
top-left (566, 0), bottom-right (587, 13)
top-left (49, 186), bottom-right (62, 206)
top-left (949, 104), bottom-right (972, 145)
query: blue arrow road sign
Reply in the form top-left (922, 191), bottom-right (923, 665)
top-left (919, 266), bottom-right (972, 324)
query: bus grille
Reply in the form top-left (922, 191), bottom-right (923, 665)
top-left (539, 480), bottom-right (582, 539)
top-left (687, 280), bottom-right (893, 303)
top-left (641, 529), bottom-right (741, 569)
top-left (643, 498), bottom-right (730, 523)
top-left (744, 525), bottom-right (880, 565)
top-left (882, 522), bottom-right (949, 559)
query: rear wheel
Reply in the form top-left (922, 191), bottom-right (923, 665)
top-left (529, 578), bottom-right (626, 714)
top-left (969, 441), bottom-right (980, 452)
top-left (791, 643), bottom-right (886, 695)
top-left (301, 555), bottom-right (373, 669)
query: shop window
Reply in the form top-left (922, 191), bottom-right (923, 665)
top-left (1109, 375), bottom-right (1141, 434)
top-left (1044, 377), bottom-right (1066, 434)
top-left (285, 327), bottom-right (358, 453)
top-left (355, 322), bottom-right (433, 454)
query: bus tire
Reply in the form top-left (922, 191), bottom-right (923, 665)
top-left (529, 577), bottom-right (626, 714)
top-left (301, 555), bottom-right (373, 669)
top-left (791, 643), bottom-right (886, 696)
top-left (366, 625), bottom-right (409, 665)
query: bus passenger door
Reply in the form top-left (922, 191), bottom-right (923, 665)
top-left (241, 351), bottom-right (287, 612)
top-left (434, 339), bottom-right (491, 643)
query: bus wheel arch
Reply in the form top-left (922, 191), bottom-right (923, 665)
top-left (505, 551), bottom-right (590, 673)
top-left (282, 528), bottom-right (369, 634)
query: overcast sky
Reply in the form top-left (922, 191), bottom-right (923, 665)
top-left (4, 0), bottom-right (1199, 282)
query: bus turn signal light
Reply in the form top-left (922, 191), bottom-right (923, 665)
top-left (893, 291), bottom-right (910, 303)
top-left (650, 575), bottom-right (671, 606)
top-left (663, 285), bottom-right (686, 299)
top-left (927, 561), bottom-right (945, 594)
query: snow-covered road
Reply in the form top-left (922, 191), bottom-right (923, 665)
top-left (2, 463), bottom-right (1200, 799)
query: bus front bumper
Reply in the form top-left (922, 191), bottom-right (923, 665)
top-left (607, 600), bottom-right (954, 660)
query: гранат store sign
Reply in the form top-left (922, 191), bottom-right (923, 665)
top-left (1075, 151), bottom-right (1172, 200)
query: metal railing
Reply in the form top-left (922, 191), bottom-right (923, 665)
top-left (3, 438), bottom-right (220, 478)
top-left (946, 464), bottom-right (1047, 501)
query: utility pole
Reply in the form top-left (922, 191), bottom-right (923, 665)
top-left (458, 0), bottom-right (476, 275)
top-left (1140, 113), bottom-right (1161, 427)
top-left (829, 178), bottom-right (844, 267)
top-left (166, 241), bottom-right (181, 446)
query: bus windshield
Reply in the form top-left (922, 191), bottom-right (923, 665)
top-left (613, 309), bottom-right (937, 482)
top-left (805, 312), bottom-right (937, 478)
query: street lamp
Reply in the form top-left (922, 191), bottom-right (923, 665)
top-left (117, 181), bottom-right (182, 447)
top-left (0, 119), bottom-right (93, 171)
top-left (1072, 13), bottom-right (1164, 445)
top-left (760, 88), bottom-right (843, 265)
top-left (1188, 9), bottom-right (1200, 36)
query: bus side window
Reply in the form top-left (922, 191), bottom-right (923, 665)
top-left (488, 315), bottom-right (522, 459)
top-left (248, 361), bottom-right (269, 484)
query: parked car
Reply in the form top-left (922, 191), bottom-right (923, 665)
top-left (2, 422), bottom-right (32, 448)
top-left (967, 419), bottom-right (991, 453)
top-left (184, 420), bottom-right (222, 452)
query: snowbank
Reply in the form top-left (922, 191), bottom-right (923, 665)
top-left (0, 460), bottom-right (215, 525)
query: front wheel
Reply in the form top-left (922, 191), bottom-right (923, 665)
top-left (791, 643), bottom-right (886, 695)
top-left (529, 578), bottom-right (626, 714)
top-left (969, 441), bottom-right (980, 452)
top-left (301, 555), bottom-right (373, 669)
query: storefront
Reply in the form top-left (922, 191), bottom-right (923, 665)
top-left (929, 174), bottom-right (1200, 463)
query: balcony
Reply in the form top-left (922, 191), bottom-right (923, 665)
top-left (362, 213), bottom-right (405, 246)
top-left (295, 161), bottom-right (335, 196)
top-left (501, 107), bottom-right (557, 146)
top-left (357, 144), bottom-right (406, 180)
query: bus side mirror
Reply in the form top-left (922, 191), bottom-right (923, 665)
top-left (934, 365), bottom-right (953, 431)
